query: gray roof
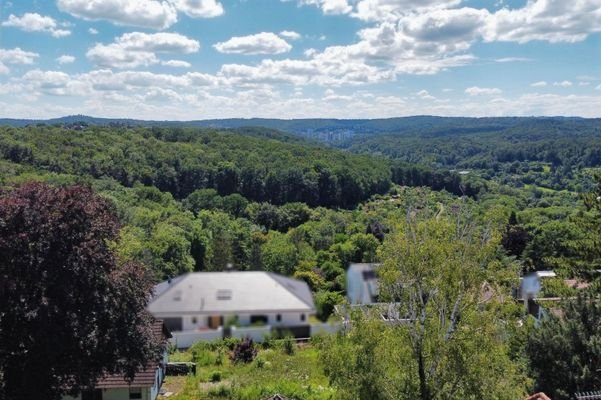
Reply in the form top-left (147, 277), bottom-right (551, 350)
top-left (148, 271), bottom-right (315, 315)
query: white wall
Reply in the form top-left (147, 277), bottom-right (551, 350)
top-left (231, 325), bottom-right (271, 341)
top-left (171, 327), bottom-right (223, 348)
top-left (182, 315), bottom-right (209, 331)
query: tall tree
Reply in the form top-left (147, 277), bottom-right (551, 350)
top-left (527, 294), bottom-right (601, 400)
top-left (0, 183), bottom-right (161, 400)
top-left (322, 211), bottom-right (527, 400)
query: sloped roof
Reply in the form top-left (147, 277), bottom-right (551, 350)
top-left (148, 271), bottom-right (315, 315)
top-left (95, 320), bottom-right (170, 389)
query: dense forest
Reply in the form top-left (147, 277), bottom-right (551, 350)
top-left (0, 121), bottom-right (600, 399)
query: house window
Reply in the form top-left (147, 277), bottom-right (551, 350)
top-left (250, 315), bottom-right (268, 325)
top-left (216, 289), bottom-right (232, 300)
top-left (276, 314), bottom-right (282, 322)
top-left (82, 389), bottom-right (102, 400)
top-left (191, 316), bottom-right (197, 325)
top-left (129, 387), bottom-right (142, 399)
top-left (300, 314), bottom-right (306, 322)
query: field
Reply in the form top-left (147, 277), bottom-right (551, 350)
top-left (163, 339), bottom-right (334, 400)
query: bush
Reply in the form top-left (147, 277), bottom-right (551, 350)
top-left (254, 357), bottom-right (266, 369)
top-left (315, 290), bottom-right (345, 322)
top-left (210, 370), bottom-right (222, 382)
top-left (229, 337), bottom-right (257, 363)
top-left (222, 337), bottom-right (242, 351)
top-left (208, 384), bottom-right (232, 398)
top-left (282, 335), bottom-right (296, 355)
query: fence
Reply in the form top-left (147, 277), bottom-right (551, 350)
top-left (576, 391), bottom-right (601, 400)
top-left (230, 325), bottom-right (272, 342)
top-left (310, 322), bottom-right (344, 336)
top-left (170, 327), bottom-right (223, 348)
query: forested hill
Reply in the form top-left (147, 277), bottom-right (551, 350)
top-left (0, 114), bottom-right (594, 136)
top-left (0, 125), bottom-right (395, 208)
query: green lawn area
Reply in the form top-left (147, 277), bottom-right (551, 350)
top-left (162, 339), bottom-right (335, 400)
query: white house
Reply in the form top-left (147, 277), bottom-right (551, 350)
top-left (148, 271), bottom-right (315, 341)
top-left (518, 270), bottom-right (557, 300)
top-left (63, 321), bottom-right (171, 400)
top-left (346, 263), bottom-right (380, 304)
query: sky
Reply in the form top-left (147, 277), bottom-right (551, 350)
top-left (0, 0), bottom-right (601, 120)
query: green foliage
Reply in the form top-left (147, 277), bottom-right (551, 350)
top-left (321, 213), bottom-right (528, 400)
top-left (281, 336), bottom-right (296, 356)
top-left (527, 294), bottom-right (601, 399)
top-left (314, 290), bottom-right (344, 322)
top-left (209, 371), bottom-right (222, 383)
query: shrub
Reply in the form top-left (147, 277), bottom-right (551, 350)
top-left (210, 370), bottom-right (222, 382)
top-left (208, 384), bottom-right (232, 398)
top-left (282, 335), bottom-right (296, 355)
top-left (254, 357), bottom-right (266, 369)
top-left (229, 337), bottom-right (257, 363)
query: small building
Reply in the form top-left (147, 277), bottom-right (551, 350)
top-left (518, 270), bottom-right (556, 300)
top-left (63, 320), bottom-right (171, 400)
top-left (346, 263), bottom-right (380, 305)
top-left (148, 271), bottom-right (315, 336)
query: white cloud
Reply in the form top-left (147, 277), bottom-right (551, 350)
top-left (170, 0), bottom-right (224, 18)
top-left (553, 80), bottom-right (572, 87)
top-left (57, 0), bottom-right (223, 29)
top-left (579, 81), bottom-right (590, 87)
top-left (296, 0), bottom-right (352, 15)
top-left (2, 13), bottom-right (71, 37)
top-left (0, 48), bottom-right (39, 65)
top-left (596, 84), bottom-right (601, 91)
top-left (495, 57), bottom-right (531, 63)
top-left (214, 32), bottom-right (292, 55)
top-left (0, 63), bottom-right (9, 75)
top-left (416, 89), bottom-right (435, 100)
top-left (57, 55), bottom-right (76, 64)
top-left (530, 81), bottom-right (547, 87)
top-left (162, 59), bottom-right (192, 68)
top-left (279, 30), bottom-right (302, 40)
top-left (87, 32), bottom-right (200, 68)
top-left (465, 86), bottom-right (502, 96)
top-left (57, 0), bottom-right (178, 29)
top-left (484, 0), bottom-right (601, 43)
top-left (88, 28), bottom-right (99, 35)
top-left (352, 0), bottom-right (461, 22)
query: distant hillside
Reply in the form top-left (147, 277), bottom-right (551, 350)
top-left (0, 115), bottom-right (594, 139)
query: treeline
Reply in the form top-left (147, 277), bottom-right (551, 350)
top-left (0, 125), bottom-right (393, 208)
top-left (0, 125), bottom-right (479, 208)
top-left (339, 119), bottom-right (601, 191)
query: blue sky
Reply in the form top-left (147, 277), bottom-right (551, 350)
top-left (1, 0), bottom-right (601, 119)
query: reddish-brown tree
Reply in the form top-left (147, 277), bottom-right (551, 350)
top-left (0, 182), bottom-right (161, 400)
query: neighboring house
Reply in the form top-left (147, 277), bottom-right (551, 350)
top-left (63, 320), bottom-right (171, 400)
top-left (148, 271), bottom-right (315, 334)
top-left (346, 263), bottom-right (380, 304)
top-left (518, 270), bottom-right (557, 300)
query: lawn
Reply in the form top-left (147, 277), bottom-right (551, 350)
top-left (162, 338), bottom-right (335, 400)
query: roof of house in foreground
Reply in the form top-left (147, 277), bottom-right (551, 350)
top-left (148, 271), bottom-right (315, 315)
top-left (95, 320), bottom-right (170, 389)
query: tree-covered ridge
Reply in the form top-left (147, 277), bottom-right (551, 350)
top-left (338, 119), bottom-right (601, 192)
top-left (0, 125), bottom-right (392, 208)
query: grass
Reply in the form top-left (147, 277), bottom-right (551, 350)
top-left (162, 340), bottom-right (335, 400)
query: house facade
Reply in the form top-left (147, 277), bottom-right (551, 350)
top-left (148, 271), bottom-right (315, 336)
top-left (346, 263), bottom-right (380, 304)
top-left (62, 321), bottom-right (171, 400)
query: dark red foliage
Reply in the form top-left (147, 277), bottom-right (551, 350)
top-left (0, 182), bottom-right (161, 400)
